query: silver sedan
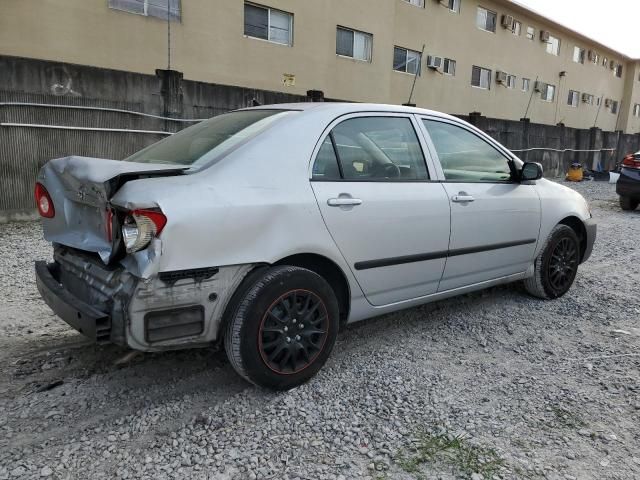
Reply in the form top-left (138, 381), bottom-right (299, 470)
top-left (34, 103), bottom-right (596, 389)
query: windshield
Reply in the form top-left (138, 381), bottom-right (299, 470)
top-left (126, 109), bottom-right (294, 168)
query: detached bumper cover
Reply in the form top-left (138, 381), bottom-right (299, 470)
top-left (35, 261), bottom-right (111, 342)
top-left (582, 218), bottom-right (597, 263)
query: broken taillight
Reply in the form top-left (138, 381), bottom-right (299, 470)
top-left (34, 183), bottom-right (55, 218)
top-left (121, 209), bottom-right (167, 253)
top-left (622, 154), bottom-right (640, 169)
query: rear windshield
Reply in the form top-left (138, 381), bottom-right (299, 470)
top-left (125, 109), bottom-right (294, 168)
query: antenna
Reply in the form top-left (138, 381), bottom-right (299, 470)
top-left (523, 75), bottom-right (538, 119)
top-left (406, 44), bottom-right (426, 106)
top-left (167, 1), bottom-right (171, 70)
top-left (593, 95), bottom-right (603, 128)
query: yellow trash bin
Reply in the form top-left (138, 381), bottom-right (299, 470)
top-left (566, 163), bottom-right (583, 182)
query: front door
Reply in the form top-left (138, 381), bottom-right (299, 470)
top-left (421, 118), bottom-right (541, 292)
top-left (310, 114), bottom-right (451, 306)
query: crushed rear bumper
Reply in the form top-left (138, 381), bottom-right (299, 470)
top-left (35, 261), bottom-right (112, 343)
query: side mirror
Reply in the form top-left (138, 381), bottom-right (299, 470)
top-left (520, 162), bottom-right (543, 181)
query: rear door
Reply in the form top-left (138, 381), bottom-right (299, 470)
top-left (310, 113), bottom-right (451, 306)
top-left (420, 118), bottom-right (541, 292)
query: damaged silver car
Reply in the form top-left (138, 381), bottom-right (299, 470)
top-left (35, 103), bottom-right (596, 389)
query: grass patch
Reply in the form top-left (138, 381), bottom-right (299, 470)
top-left (398, 429), bottom-right (505, 479)
top-left (550, 406), bottom-right (585, 429)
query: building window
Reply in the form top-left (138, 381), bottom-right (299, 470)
top-left (611, 100), bottom-right (619, 114)
top-left (108, 0), bottom-right (181, 20)
top-left (545, 35), bottom-right (560, 56)
top-left (403, 0), bottom-right (425, 6)
top-left (476, 7), bottom-right (497, 32)
top-left (244, 3), bottom-right (293, 45)
top-left (471, 66), bottom-right (491, 89)
top-left (582, 93), bottom-right (594, 105)
top-left (633, 104), bottom-right (640, 117)
top-left (567, 90), bottom-right (579, 107)
top-left (542, 84), bottom-right (556, 102)
top-left (512, 20), bottom-right (522, 36)
top-left (526, 26), bottom-right (535, 40)
top-left (447, 0), bottom-right (461, 13)
top-left (616, 64), bottom-right (623, 78)
top-left (443, 58), bottom-right (456, 75)
top-left (573, 46), bottom-right (585, 64)
top-left (505, 74), bottom-right (516, 89)
top-left (522, 78), bottom-right (530, 92)
top-left (336, 27), bottom-right (373, 62)
top-left (602, 57), bottom-right (608, 68)
top-left (597, 97), bottom-right (601, 106)
top-left (393, 47), bottom-right (422, 74)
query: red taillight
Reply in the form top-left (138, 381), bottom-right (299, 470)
top-left (133, 209), bottom-right (167, 236)
top-left (622, 154), bottom-right (640, 169)
top-left (34, 182), bottom-right (55, 218)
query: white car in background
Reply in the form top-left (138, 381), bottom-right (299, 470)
top-left (35, 103), bottom-right (596, 389)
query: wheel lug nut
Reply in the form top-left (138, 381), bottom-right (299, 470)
top-left (283, 326), bottom-right (288, 332)
top-left (299, 324), bottom-right (304, 329)
top-left (292, 319), bottom-right (297, 324)
top-left (295, 335), bottom-right (301, 341)
top-left (286, 337), bottom-right (291, 343)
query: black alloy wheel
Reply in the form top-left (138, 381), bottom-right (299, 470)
top-left (259, 289), bottom-right (329, 374)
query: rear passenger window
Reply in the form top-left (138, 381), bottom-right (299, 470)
top-left (423, 120), bottom-right (513, 182)
top-left (312, 136), bottom-right (341, 180)
top-left (312, 117), bottom-right (429, 181)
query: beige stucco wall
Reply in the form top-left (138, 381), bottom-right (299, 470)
top-left (1, 0), bottom-right (637, 133)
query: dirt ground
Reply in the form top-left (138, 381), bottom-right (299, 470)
top-left (0, 180), bottom-right (638, 479)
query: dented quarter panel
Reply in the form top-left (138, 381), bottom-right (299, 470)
top-left (127, 264), bottom-right (255, 350)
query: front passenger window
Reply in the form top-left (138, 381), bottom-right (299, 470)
top-left (423, 120), bottom-right (513, 182)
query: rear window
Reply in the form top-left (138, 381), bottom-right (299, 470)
top-left (126, 109), bottom-right (294, 168)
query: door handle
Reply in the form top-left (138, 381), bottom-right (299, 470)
top-left (327, 197), bottom-right (363, 207)
top-left (452, 195), bottom-right (475, 203)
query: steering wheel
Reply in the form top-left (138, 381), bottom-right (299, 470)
top-left (379, 163), bottom-right (401, 178)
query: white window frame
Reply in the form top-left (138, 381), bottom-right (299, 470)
top-left (403, 0), bottom-right (425, 7)
top-left (108, 0), bottom-right (181, 21)
top-left (567, 90), bottom-right (579, 107)
top-left (633, 104), bottom-right (640, 117)
top-left (476, 7), bottom-right (497, 33)
top-left (447, 0), bottom-right (461, 13)
top-left (522, 78), bottom-right (530, 92)
top-left (526, 26), bottom-right (535, 40)
top-left (471, 66), bottom-right (492, 90)
top-left (443, 58), bottom-right (456, 76)
top-left (244, 3), bottom-right (293, 46)
top-left (512, 20), bottom-right (522, 36)
top-left (615, 64), bottom-right (623, 78)
top-left (393, 46), bottom-right (422, 75)
top-left (546, 35), bottom-right (560, 56)
top-left (336, 26), bottom-right (373, 62)
top-left (573, 46), bottom-right (585, 64)
top-left (583, 94), bottom-right (594, 105)
top-left (506, 74), bottom-right (516, 89)
top-left (542, 84), bottom-right (556, 102)
top-left (611, 100), bottom-right (619, 114)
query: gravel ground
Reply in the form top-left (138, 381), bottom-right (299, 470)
top-left (0, 180), bottom-right (639, 480)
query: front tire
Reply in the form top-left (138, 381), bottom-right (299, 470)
top-left (524, 224), bottom-right (580, 300)
top-left (619, 196), bottom-right (639, 211)
top-left (224, 266), bottom-right (339, 390)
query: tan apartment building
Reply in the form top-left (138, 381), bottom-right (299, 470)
top-left (2, 0), bottom-right (640, 133)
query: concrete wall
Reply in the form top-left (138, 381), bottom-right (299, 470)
top-left (1, 0), bottom-right (638, 133)
top-left (1, 55), bottom-right (639, 221)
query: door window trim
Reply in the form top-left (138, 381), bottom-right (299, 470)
top-left (308, 112), bottom-right (440, 183)
top-left (417, 116), bottom-right (520, 183)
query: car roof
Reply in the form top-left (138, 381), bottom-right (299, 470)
top-left (241, 102), bottom-right (460, 122)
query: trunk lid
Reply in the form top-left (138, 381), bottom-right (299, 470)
top-left (38, 156), bottom-right (186, 263)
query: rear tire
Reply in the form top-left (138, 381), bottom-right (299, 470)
top-left (620, 196), bottom-right (639, 211)
top-left (524, 224), bottom-right (580, 300)
top-left (224, 266), bottom-right (339, 390)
